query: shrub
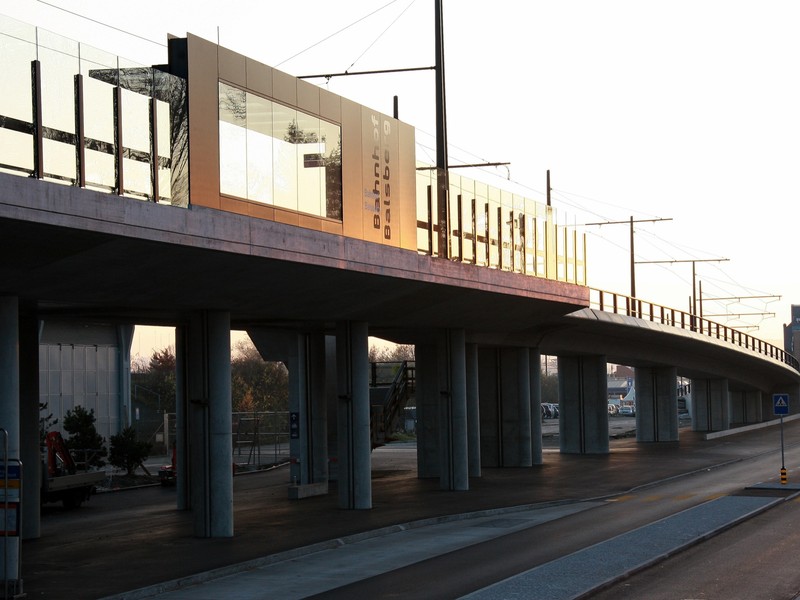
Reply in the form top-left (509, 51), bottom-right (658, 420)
top-left (109, 427), bottom-right (152, 476)
top-left (63, 406), bottom-right (107, 468)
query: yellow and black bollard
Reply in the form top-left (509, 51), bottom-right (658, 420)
top-left (780, 467), bottom-right (788, 485)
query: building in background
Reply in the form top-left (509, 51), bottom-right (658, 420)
top-left (785, 304), bottom-right (800, 359)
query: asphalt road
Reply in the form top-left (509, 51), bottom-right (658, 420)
top-left (25, 416), bottom-right (800, 599)
top-left (309, 434), bottom-right (800, 599)
top-left (590, 492), bottom-right (800, 600)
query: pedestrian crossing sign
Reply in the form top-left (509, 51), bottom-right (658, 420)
top-left (773, 393), bottom-right (790, 416)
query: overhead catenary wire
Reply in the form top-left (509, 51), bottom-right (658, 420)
top-left (344, 0), bottom-right (418, 73)
top-left (275, 0), bottom-right (404, 67)
top-left (35, 0), bottom-right (167, 47)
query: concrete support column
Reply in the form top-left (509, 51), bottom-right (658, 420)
top-left (0, 298), bottom-right (19, 458)
top-left (415, 343), bottom-right (439, 478)
top-left (558, 355), bottom-right (609, 454)
top-left (477, 348), bottom-right (500, 467)
top-left (249, 329), bottom-right (329, 487)
top-left (287, 333), bottom-right (310, 485)
top-left (691, 378), bottom-right (729, 432)
top-left (117, 325), bottom-right (134, 430)
top-left (0, 297), bottom-right (20, 584)
top-left (335, 321), bottom-right (371, 509)
top-left (285, 332), bottom-right (329, 486)
top-left (437, 329), bottom-right (468, 491)
top-left (634, 367), bottom-right (679, 442)
top-left (730, 390), bottom-right (762, 425)
top-left (530, 349), bottom-right (543, 465)
top-left (477, 347), bottom-right (536, 467)
top-left (325, 335), bottom-right (339, 481)
top-left (19, 313), bottom-right (40, 540)
top-left (308, 333), bottom-right (328, 483)
top-left (186, 311), bottom-right (233, 537)
top-left (516, 348), bottom-right (533, 467)
top-left (466, 343), bottom-right (481, 478)
top-left (175, 325), bottom-right (189, 510)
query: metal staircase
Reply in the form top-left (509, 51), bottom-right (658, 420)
top-left (370, 361), bottom-right (415, 448)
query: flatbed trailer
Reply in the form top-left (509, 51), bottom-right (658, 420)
top-left (41, 431), bottom-right (105, 508)
top-left (41, 469), bottom-right (105, 508)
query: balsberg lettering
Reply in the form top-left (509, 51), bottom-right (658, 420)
top-left (369, 115), bottom-right (392, 240)
top-left (371, 114), bottom-right (381, 231)
top-left (383, 123), bottom-right (391, 239)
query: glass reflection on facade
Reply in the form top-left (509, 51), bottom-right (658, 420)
top-left (2, 12), bottom-right (583, 288)
top-left (218, 82), bottom-right (343, 221)
top-left (0, 14), bottom-right (188, 206)
top-left (416, 164), bottom-right (586, 285)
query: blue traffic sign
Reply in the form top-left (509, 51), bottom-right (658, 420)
top-left (773, 393), bottom-right (790, 416)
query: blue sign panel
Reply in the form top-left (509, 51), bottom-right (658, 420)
top-left (773, 393), bottom-right (790, 416)
top-left (0, 461), bottom-right (21, 503)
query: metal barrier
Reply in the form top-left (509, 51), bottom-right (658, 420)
top-left (590, 288), bottom-right (799, 371)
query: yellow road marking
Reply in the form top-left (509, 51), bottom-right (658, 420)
top-left (607, 494), bottom-right (636, 503)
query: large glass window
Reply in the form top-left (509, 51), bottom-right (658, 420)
top-left (218, 81), bottom-right (343, 221)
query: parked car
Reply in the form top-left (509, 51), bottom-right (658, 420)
top-left (618, 405), bottom-right (635, 417)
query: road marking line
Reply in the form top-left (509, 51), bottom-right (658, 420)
top-left (673, 494), bottom-right (696, 500)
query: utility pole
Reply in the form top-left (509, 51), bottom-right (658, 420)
top-left (636, 258), bottom-right (728, 316)
top-left (584, 216), bottom-right (672, 299)
top-left (435, 0), bottom-right (449, 259)
top-left (629, 217), bottom-right (635, 298)
top-left (301, 3), bottom-right (497, 261)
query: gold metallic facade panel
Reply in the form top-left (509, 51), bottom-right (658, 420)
top-left (361, 107), bottom-right (402, 248)
top-left (296, 78), bottom-right (320, 116)
top-left (397, 120), bottom-right (417, 251)
top-left (187, 34), bottom-right (222, 209)
top-left (245, 58), bottom-right (273, 97)
top-left (340, 98), bottom-right (364, 241)
top-left (217, 45), bottom-right (246, 86)
top-left (271, 69), bottom-right (296, 107)
top-left (184, 34), bottom-right (579, 277)
top-left (319, 88), bottom-right (341, 124)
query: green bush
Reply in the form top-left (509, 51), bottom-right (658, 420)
top-left (109, 427), bottom-right (152, 476)
top-left (63, 406), bottom-right (107, 468)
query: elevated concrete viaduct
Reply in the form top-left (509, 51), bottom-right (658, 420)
top-left (3, 172), bottom-right (799, 540)
top-left (538, 308), bottom-right (800, 440)
top-left (1, 17), bottom-right (798, 590)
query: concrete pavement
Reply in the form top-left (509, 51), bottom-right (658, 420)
top-left (107, 492), bottom-right (798, 600)
top-left (462, 495), bottom-right (787, 600)
top-left (23, 418), bottom-right (800, 600)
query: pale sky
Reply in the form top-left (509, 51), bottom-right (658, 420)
top-left (6, 0), bottom-right (799, 347)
